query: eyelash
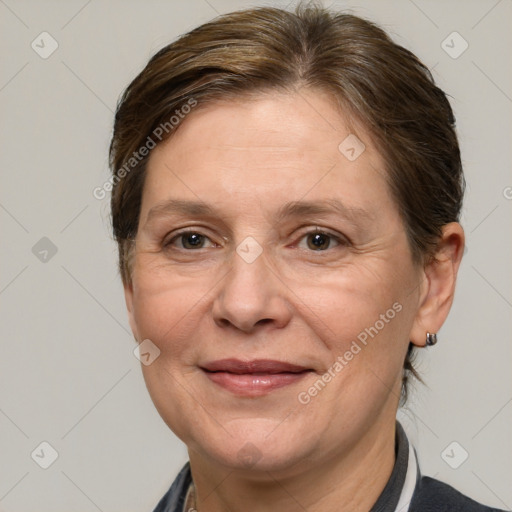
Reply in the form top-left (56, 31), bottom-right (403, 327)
top-left (163, 228), bottom-right (349, 253)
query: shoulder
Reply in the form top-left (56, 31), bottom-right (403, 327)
top-left (410, 475), bottom-right (507, 512)
top-left (153, 463), bottom-right (191, 512)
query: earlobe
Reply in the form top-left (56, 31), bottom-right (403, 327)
top-left (124, 279), bottom-right (140, 342)
top-left (409, 222), bottom-right (465, 347)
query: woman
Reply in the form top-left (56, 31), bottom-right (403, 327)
top-left (109, 4), bottom-right (504, 511)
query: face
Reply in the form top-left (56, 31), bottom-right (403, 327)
top-left (125, 89), bottom-right (425, 474)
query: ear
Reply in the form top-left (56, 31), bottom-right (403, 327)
top-left (410, 222), bottom-right (465, 347)
top-left (124, 279), bottom-right (140, 342)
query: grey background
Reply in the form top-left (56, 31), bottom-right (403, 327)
top-left (0, 0), bottom-right (510, 510)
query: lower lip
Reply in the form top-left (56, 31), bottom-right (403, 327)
top-left (202, 370), bottom-right (311, 396)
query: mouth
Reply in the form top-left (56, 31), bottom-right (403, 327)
top-left (200, 359), bottom-right (314, 397)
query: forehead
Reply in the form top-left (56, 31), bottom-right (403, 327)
top-left (141, 89), bottom-right (394, 222)
top-left (154, 89), bottom-right (365, 162)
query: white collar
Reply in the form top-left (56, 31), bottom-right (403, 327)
top-left (395, 439), bottom-right (418, 512)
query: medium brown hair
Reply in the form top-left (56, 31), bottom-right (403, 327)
top-left (109, 3), bottom-right (464, 402)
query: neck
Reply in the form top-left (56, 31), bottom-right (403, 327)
top-left (188, 417), bottom-right (397, 512)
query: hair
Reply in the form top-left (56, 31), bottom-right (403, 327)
top-left (109, 2), bottom-right (464, 403)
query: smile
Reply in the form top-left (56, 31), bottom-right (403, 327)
top-left (200, 359), bottom-right (313, 396)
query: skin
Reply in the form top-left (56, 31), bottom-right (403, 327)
top-left (124, 88), bottom-right (464, 511)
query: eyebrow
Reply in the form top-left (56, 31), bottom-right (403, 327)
top-left (275, 198), bottom-right (374, 224)
top-left (145, 199), bottom-right (215, 227)
top-left (144, 197), bottom-right (373, 227)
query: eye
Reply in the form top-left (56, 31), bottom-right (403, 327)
top-left (297, 230), bottom-right (343, 251)
top-left (165, 230), bottom-right (217, 250)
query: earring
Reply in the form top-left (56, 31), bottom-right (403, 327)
top-left (426, 332), bottom-right (438, 346)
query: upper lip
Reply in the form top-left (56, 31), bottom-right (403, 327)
top-left (201, 359), bottom-right (310, 374)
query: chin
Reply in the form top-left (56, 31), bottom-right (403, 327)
top-left (185, 416), bottom-right (321, 475)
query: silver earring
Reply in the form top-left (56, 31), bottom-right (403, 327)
top-left (426, 332), bottom-right (437, 346)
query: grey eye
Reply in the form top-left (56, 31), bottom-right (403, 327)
top-left (180, 233), bottom-right (207, 249)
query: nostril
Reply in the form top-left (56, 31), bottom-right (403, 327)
top-left (256, 318), bottom-right (273, 326)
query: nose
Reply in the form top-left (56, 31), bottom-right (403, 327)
top-left (212, 244), bottom-right (293, 333)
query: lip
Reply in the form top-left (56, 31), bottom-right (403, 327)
top-left (200, 358), bottom-right (313, 397)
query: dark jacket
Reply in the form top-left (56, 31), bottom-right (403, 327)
top-left (153, 423), bottom-right (506, 512)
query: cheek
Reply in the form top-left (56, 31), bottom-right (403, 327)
top-left (291, 255), bottom-right (417, 393)
top-left (289, 297), bottom-right (407, 439)
top-left (292, 263), bottom-right (407, 342)
top-left (131, 263), bottom-right (214, 357)
top-left (131, 267), bottom-right (216, 440)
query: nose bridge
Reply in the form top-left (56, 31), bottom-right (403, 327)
top-left (212, 240), bottom-right (291, 332)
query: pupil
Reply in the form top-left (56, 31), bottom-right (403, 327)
top-left (309, 233), bottom-right (329, 250)
top-left (185, 233), bottom-right (203, 248)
